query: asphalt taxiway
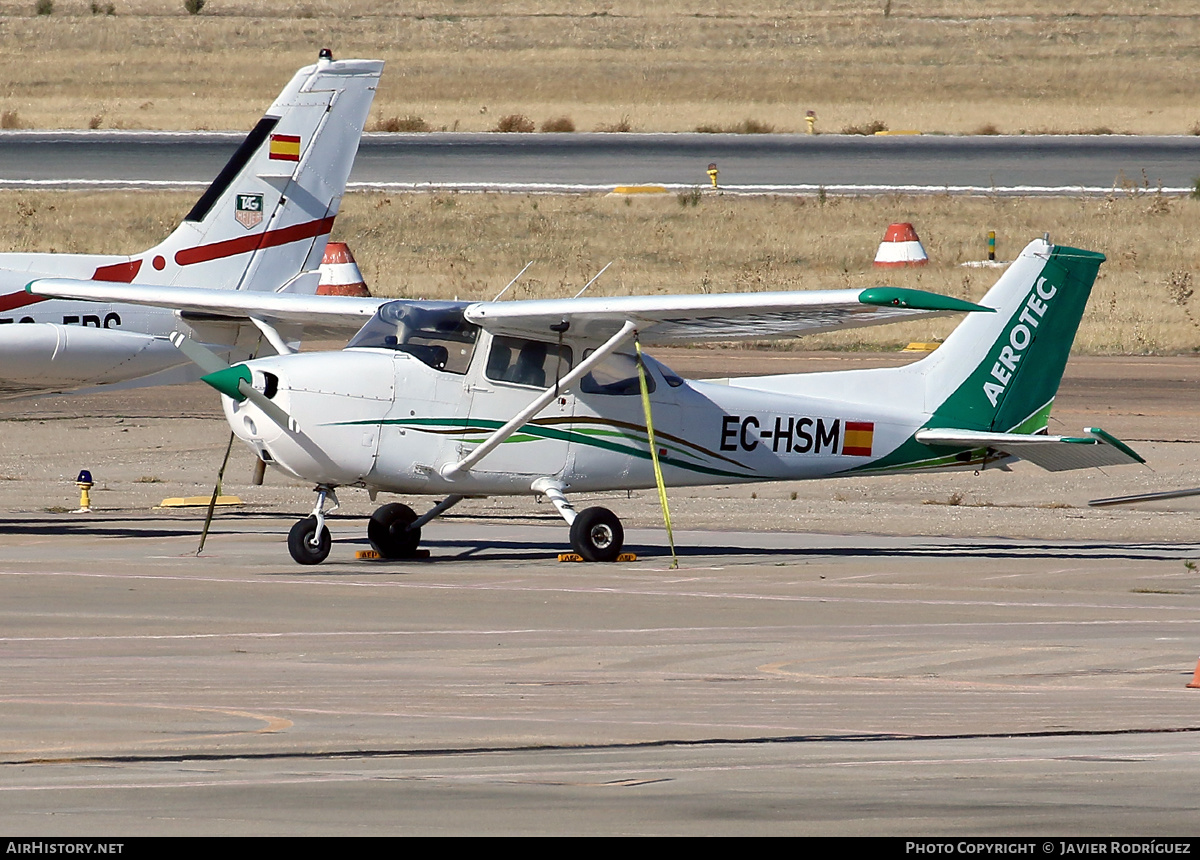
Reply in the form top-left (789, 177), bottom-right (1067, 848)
top-left (2, 516), bottom-right (1199, 835)
top-left (2, 353), bottom-right (1200, 835)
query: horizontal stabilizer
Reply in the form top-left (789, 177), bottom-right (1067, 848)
top-left (27, 279), bottom-right (384, 326)
top-left (914, 426), bottom-right (1144, 472)
top-left (1089, 486), bottom-right (1200, 508)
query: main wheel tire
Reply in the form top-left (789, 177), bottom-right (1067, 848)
top-left (368, 502), bottom-right (421, 558)
top-left (288, 516), bottom-right (331, 565)
top-left (569, 506), bottom-right (624, 562)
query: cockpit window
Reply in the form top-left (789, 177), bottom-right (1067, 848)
top-left (346, 301), bottom-right (479, 374)
top-left (486, 335), bottom-right (573, 388)
top-left (580, 350), bottom-right (653, 396)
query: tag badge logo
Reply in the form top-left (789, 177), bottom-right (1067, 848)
top-left (235, 193), bottom-right (264, 230)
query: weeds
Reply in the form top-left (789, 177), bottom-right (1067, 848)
top-left (841, 120), bottom-right (888, 135)
top-left (183, 0), bottom-right (205, 13)
top-left (35, 0), bottom-right (52, 14)
top-left (695, 119), bottom-right (775, 134)
top-left (594, 117), bottom-right (632, 133)
top-left (974, 123), bottom-right (1001, 135)
top-left (540, 116), bottom-right (575, 133)
top-left (90, 1), bottom-right (114, 13)
top-left (677, 188), bottom-right (702, 207)
top-left (1168, 271), bottom-right (1196, 329)
top-left (373, 115), bottom-right (430, 132)
top-left (493, 114), bottom-right (534, 133)
top-left (0, 110), bottom-right (20, 130)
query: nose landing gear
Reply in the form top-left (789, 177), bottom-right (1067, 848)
top-left (288, 485), bottom-right (338, 565)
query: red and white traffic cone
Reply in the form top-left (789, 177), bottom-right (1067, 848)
top-left (1187, 656), bottom-right (1200, 689)
top-left (317, 242), bottom-right (371, 297)
top-left (873, 222), bottom-right (928, 268)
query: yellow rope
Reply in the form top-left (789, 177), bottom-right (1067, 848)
top-left (634, 337), bottom-right (677, 569)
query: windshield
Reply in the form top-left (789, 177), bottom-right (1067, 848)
top-left (346, 301), bottom-right (479, 374)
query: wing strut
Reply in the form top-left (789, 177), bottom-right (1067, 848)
top-left (439, 320), bottom-right (638, 480)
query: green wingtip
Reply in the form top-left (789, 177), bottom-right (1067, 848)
top-left (858, 287), bottom-right (994, 314)
top-left (201, 365), bottom-right (251, 402)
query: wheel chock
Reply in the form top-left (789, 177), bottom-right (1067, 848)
top-left (355, 549), bottom-right (430, 560)
top-left (557, 552), bottom-right (638, 562)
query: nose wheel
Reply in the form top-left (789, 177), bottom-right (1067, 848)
top-left (288, 516), bottom-right (331, 565)
top-left (287, 485), bottom-right (338, 565)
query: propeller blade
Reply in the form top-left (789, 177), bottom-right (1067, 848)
top-left (169, 331), bottom-right (231, 375)
top-left (197, 364), bottom-right (300, 434)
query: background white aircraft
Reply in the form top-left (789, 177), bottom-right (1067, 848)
top-left (34, 238), bottom-right (1143, 564)
top-left (0, 50), bottom-right (382, 398)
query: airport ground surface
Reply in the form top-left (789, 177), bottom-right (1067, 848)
top-left (2, 350), bottom-right (1200, 835)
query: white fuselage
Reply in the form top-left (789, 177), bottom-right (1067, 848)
top-left (225, 332), bottom-right (929, 497)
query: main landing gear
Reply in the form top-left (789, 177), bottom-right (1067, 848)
top-left (533, 478), bottom-right (625, 562)
top-left (286, 487), bottom-right (467, 565)
top-left (286, 482), bottom-right (626, 564)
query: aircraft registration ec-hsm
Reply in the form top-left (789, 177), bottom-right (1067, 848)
top-left (33, 235), bottom-right (1144, 565)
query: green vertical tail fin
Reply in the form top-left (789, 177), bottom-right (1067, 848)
top-left (920, 239), bottom-right (1104, 433)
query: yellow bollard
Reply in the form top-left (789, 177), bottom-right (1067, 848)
top-left (805, 110), bottom-right (816, 134)
top-left (74, 469), bottom-right (93, 513)
top-left (707, 162), bottom-right (719, 188)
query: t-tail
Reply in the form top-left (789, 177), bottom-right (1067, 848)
top-left (0, 52), bottom-right (382, 295)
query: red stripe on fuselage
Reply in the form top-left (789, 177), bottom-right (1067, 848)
top-left (174, 216), bottom-right (335, 267)
top-left (92, 259), bottom-right (142, 282)
top-left (0, 292), bottom-right (46, 313)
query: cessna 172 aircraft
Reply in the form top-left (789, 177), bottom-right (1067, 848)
top-left (0, 51), bottom-right (382, 397)
top-left (31, 237), bottom-right (1143, 564)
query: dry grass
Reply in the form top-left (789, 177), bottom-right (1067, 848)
top-left (4, 188), bottom-right (1200, 355)
top-left (0, 2), bottom-right (1199, 134)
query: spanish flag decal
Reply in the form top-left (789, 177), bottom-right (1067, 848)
top-left (269, 133), bottom-right (302, 161)
top-left (842, 421), bottom-right (874, 457)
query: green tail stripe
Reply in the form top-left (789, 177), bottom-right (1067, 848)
top-left (927, 245), bottom-right (1104, 433)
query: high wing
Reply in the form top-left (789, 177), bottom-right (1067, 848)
top-left (27, 279), bottom-right (384, 327)
top-left (463, 287), bottom-right (992, 345)
top-left (915, 427), bottom-right (1145, 472)
top-left (27, 281), bottom-right (989, 342)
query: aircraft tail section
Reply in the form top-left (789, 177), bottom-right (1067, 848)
top-left (918, 238), bottom-right (1104, 433)
top-left (143, 55), bottom-right (382, 293)
top-left (0, 54), bottom-right (381, 294)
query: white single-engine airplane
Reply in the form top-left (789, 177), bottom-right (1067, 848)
top-left (0, 51), bottom-right (382, 397)
top-left (32, 237), bottom-right (1144, 564)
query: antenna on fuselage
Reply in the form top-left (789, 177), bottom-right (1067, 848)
top-left (492, 261), bottom-right (534, 301)
top-left (573, 261), bottom-right (613, 299)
